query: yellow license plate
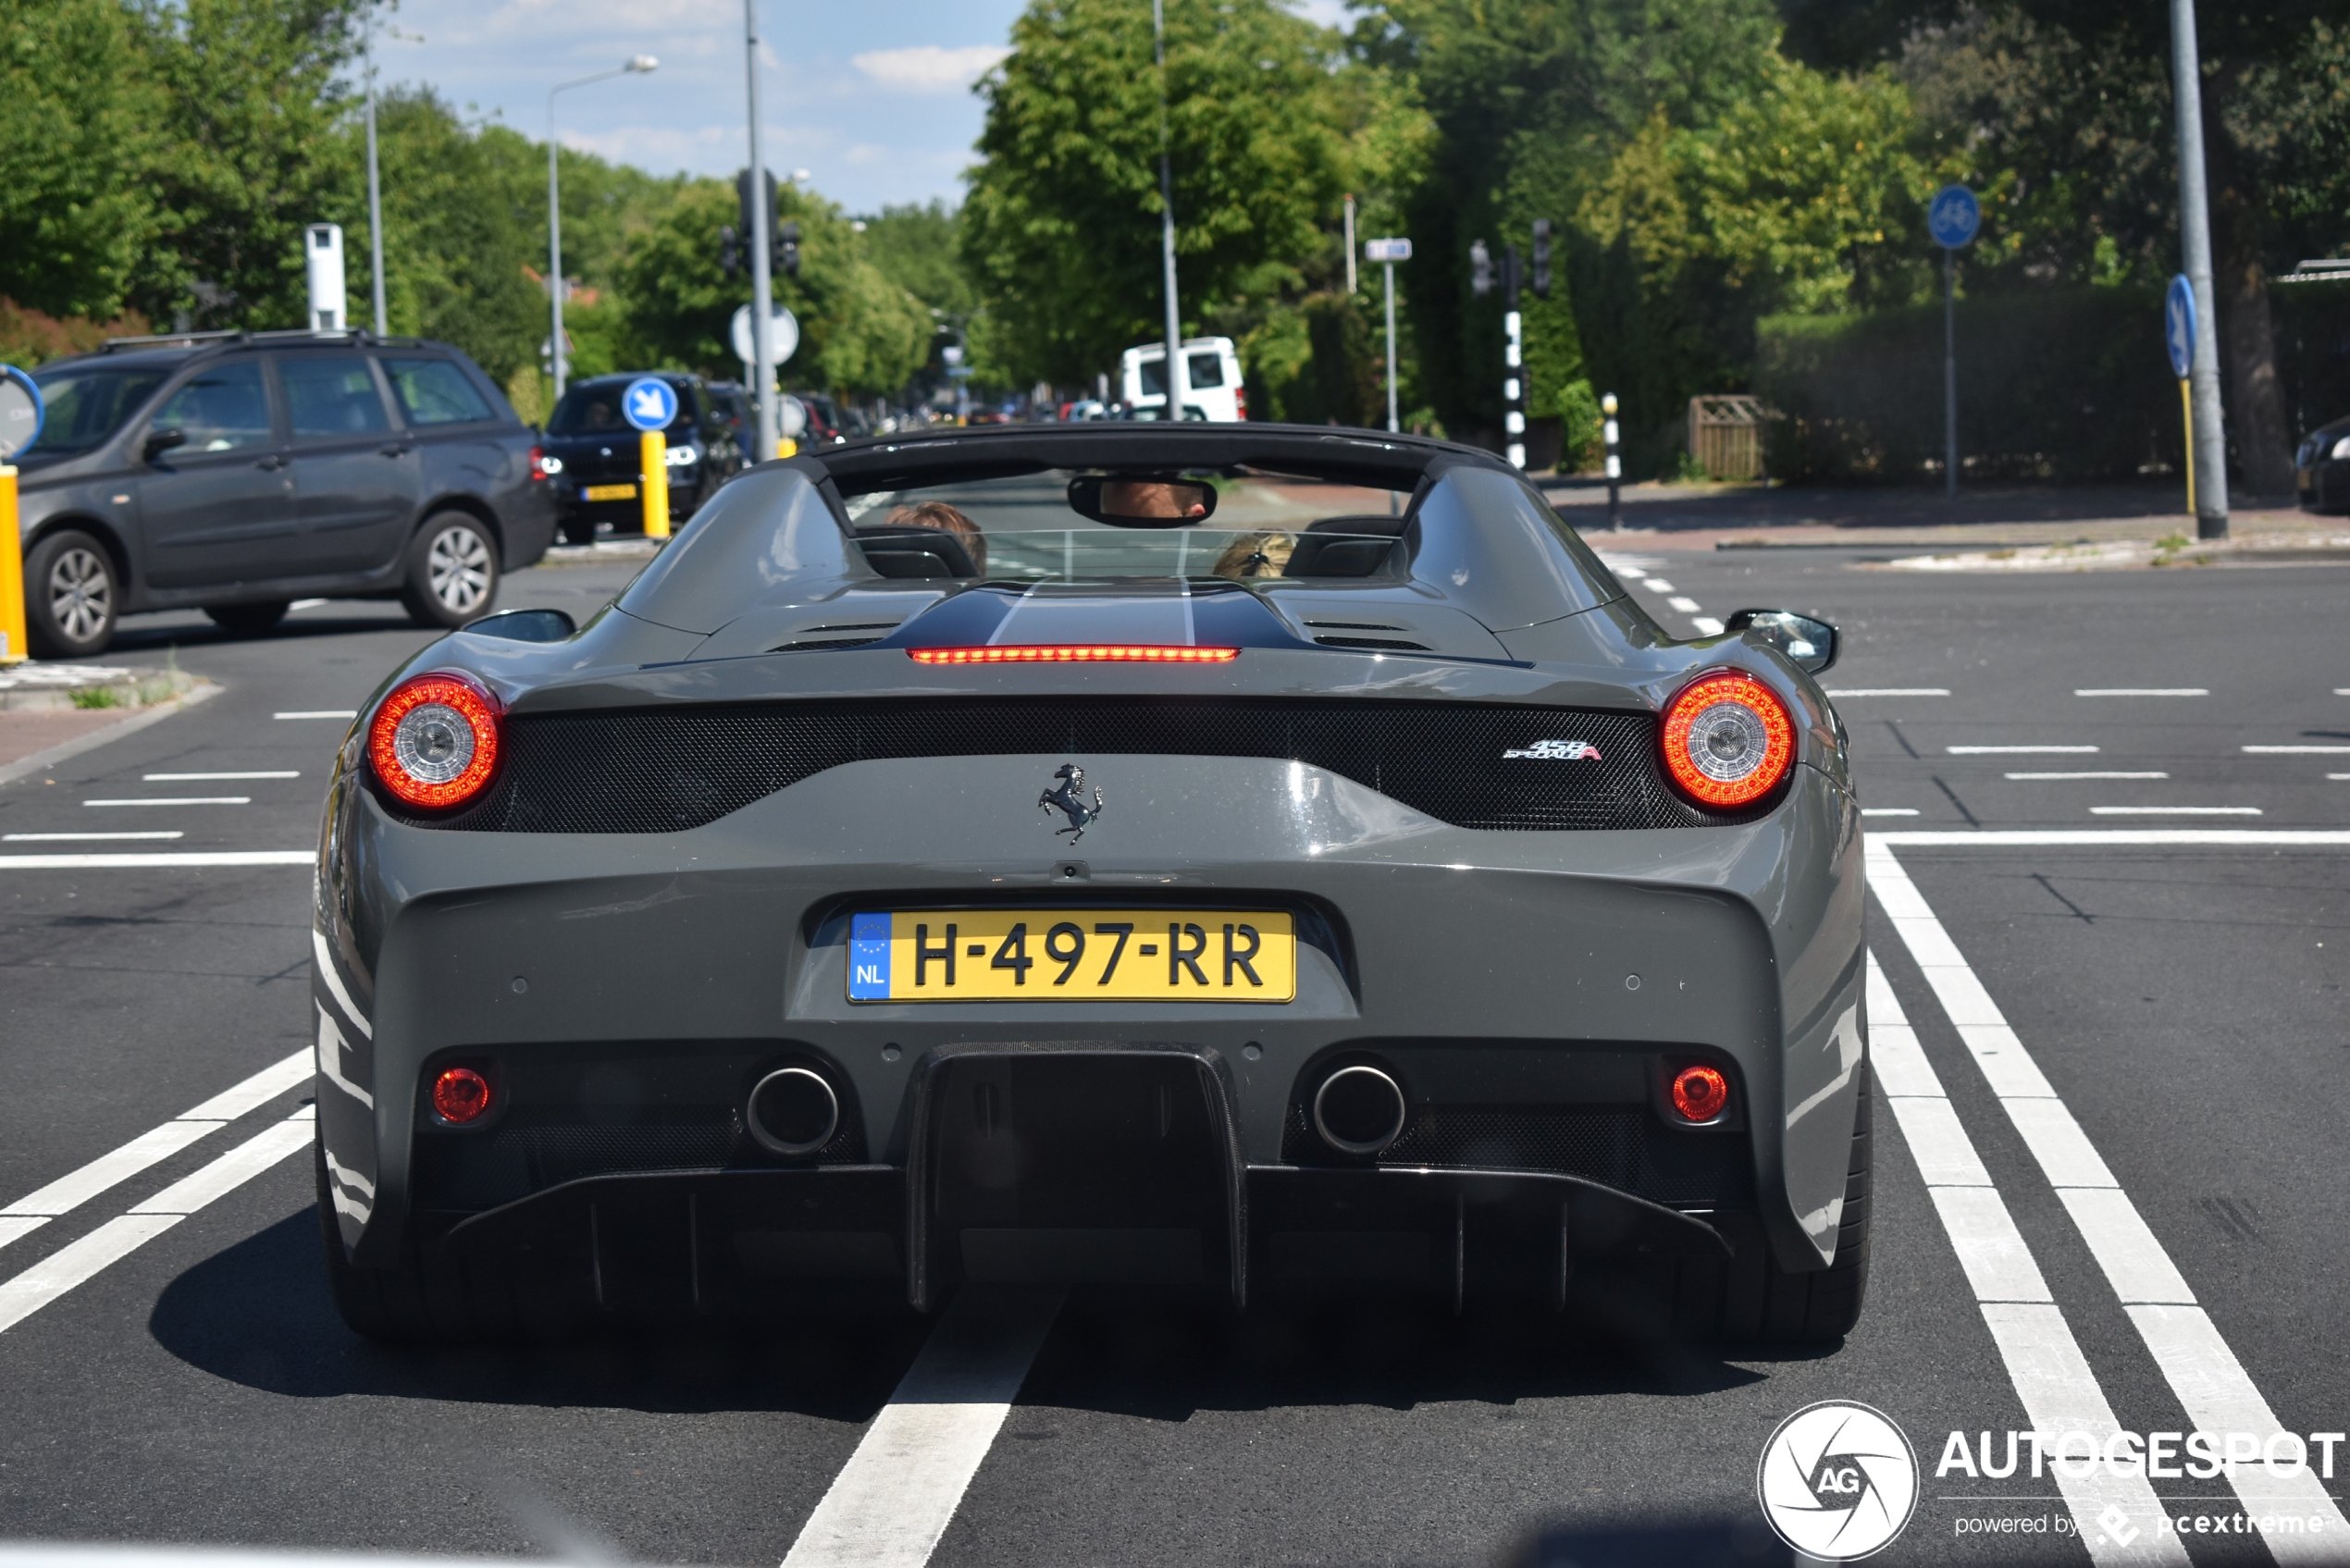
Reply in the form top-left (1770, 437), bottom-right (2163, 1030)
top-left (583, 483), bottom-right (637, 501)
top-left (847, 909), bottom-right (1295, 1002)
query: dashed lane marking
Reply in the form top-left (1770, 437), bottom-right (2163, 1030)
top-left (1666, 596), bottom-right (1701, 613)
top-left (780, 1286), bottom-right (1063, 1568)
top-left (143, 772), bottom-right (299, 781)
top-left (2007, 772), bottom-right (2168, 781)
top-left (0, 1052), bottom-right (311, 1255)
top-left (2089, 807), bottom-right (2261, 816)
top-left (0, 851), bottom-right (313, 868)
top-left (1867, 957), bottom-right (2184, 1563)
top-left (2073, 688), bottom-right (2208, 697)
top-left (3, 832), bottom-right (184, 842)
top-left (1861, 809), bottom-right (1920, 817)
top-left (1868, 846), bottom-right (2350, 1559)
top-left (2244, 746), bottom-right (2350, 754)
top-left (1688, 615), bottom-right (1725, 635)
top-left (1872, 830), bottom-right (2350, 846)
top-left (1949, 746), bottom-right (2100, 755)
top-left (1827, 688), bottom-right (1951, 697)
top-left (272, 710), bottom-right (356, 721)
top-left (82, 797), bottom-right (249, 808)
top-left (0, 1107), bottom-right (314, 1337)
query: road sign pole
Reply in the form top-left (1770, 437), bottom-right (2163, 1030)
top-left (1944, 248), bottom-right (1958, 500)
top-left (2170, 0), bottom-right (2228, 539)
top-left (0, 465), bottom-right (25, 664)
top-left (1383, 261), bottom-right (1399, 434)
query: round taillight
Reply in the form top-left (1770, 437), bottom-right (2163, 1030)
top-left (432, 1066), bottom-right (493, 1124)
top-left (1671, 1064), bottom-right (1730, 1123)
top-left (368, 672), bottom-right (501, 810)
top-left (1660, 670), bottom-right (1796, 809)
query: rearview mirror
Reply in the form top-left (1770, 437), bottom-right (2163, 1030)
top-left (464, 607), bottom-right (575, 642)
top-left (142, 427), bottom-right (187, 463)
top-left (1725, 608), bottom-right (1837, 674)
top-left (1066, 474), bottom-right (1218, 528)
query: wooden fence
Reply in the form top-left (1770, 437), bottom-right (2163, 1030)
top-left (1687, 395), bottom-right (1767, 480)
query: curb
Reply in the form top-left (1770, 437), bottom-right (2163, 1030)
top-left (0, 682), bottom-right (223, 788)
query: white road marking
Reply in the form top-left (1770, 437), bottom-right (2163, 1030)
top-left (0, 1107), bottom-right (313, 1337)
top-left (273, 710), bottom-right (356, 721)
top-left (1689, 615), bottom-right (1725, 635)
top-left (2073, 688), bottom-right (2208, 697)
top-left (142, 772), bottom-right (299, 781)
top-left (1868, 846), bottom-right (2350, 1558)
top-left (1666, 596), bottom-right (1701, 612)
top-left (1825, 687), bottom-right (1950, 697)
top-left (289, 599), bottom-right (328, 610)
top-left (1643, 578), bottom-right (1676, 593)
top-left (1873, 830), bottom-right (2350, 846)
top-left (2006, 772), bottom-right (2168, 780)
top-left (1948, 745), bottom-right (2100, 754)
top-left (2088, 806), bottom-right (2260, 816)
top-left (82, 797), bottom-right (249, 808)
top-left (0, 1051), bottom-right (311, 1253)
top-left (2243, 745), bottom-right (2350, 754)
top-left (1867, 958), bottom-right (2183, 1563)
top-left (0, 851), bottom-right (313, 868)
top-left (1861, 808), bottom-right (1919, 817)
top-left (2331, 773), bottom-right (2350, 781)
top-left (780, 1286), bottom-right (1063, 1568)
top-left (3, 833), bottom-right (184, 842)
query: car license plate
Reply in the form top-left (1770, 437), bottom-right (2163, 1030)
top-left (583, 483), bottom-right (637, 501)
top-left (847, 909), bottom-right (1295, 1002)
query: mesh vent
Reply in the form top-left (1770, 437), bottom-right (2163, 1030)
top-left (393, 697), bottom-right (1764, 834)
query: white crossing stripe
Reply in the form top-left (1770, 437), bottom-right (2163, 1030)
top-left (0, 1051), bottom-right (310, 1253)
top-left (273, 710), bottom-right (356, 721)
top-left (0, 851), bottom-right (313, 868)
top-left (1688, 616), bottom-right (1725, 635)
top-left (2073, 688), bottom-right (2207, 697)
top-left (1867, 958), bottom-right (2183, 1562)
top-left (781, 1287), bottom-right (1063, 1568)
top-left (1824, 687), bottom-right (1950, 697)
top-left (1666, 596), bottom-right (1701, 612)
top-left (3, 833), bottom-right (184, 842)
top-left (1641, 578), bottom-right (1676, 592)
top-left (143, 772), bottom-right (299, 781)
top-left (0, 1107), bottom-right (314, 1337)
top-left (1867, 846), bottom-right (2350, 1559)
top-left (1948, 745), bottom-right (2099, 754)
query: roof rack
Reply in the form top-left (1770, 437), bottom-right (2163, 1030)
top-left (99, 327), bottom-right (432, 353)
top-left (2276, 259), bottom-right (2350, 287)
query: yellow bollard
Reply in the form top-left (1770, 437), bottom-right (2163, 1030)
top-left (640, 430), bottom-right (669, 540)
top-left (0, 465), bottom-right (27, 664)
top-left (2178, 377), bottom-right (2195, 518)
top-left (776, 437), bottom-right (797, 460)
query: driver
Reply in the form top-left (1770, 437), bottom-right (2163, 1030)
top-left (1102, 479), bottom-right (1210, 520)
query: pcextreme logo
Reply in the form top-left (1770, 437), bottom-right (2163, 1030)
top-left (1757, 1401), bottom-right (1922, 1561)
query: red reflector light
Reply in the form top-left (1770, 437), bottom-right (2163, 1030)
top-left (1660, 669), bottom-right (1796, 809)
top-left (431, 1066), bottom-right (493, 1124)
top-left (908, 645), bottom-right (1239, 665)
top-left (1671, 1065), bottom-right (1730, 1123)
top-left (367, 671), bottom-right (501, 810)
top-left (528, 444), bottom-right (549, 481)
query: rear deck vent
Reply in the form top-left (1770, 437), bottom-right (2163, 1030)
top-left (1313, 636), bottom-right (1430, 651)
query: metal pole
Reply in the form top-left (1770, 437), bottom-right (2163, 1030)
top-left (364, 7), bottom-right (387, 337)
top-left (747, 0), bottom-right (777, 459)
top-left (2171, 0), bottom-right (2229, 538)
top-left (1944, 248), bottom-right (1957, 499)
top-left (1503, 245), bottom-right (1525, 469)
top-left (1154, 0), bottom-right (1185, 420)
top-left (1383, 260), bottom-right (1399, 433)
top-left (547, 98), bottom-right (564, 401)
top-left (1602, 392), bottom-right (1621, 530)
top-left (1344, 195), bottom-right (1356, 296)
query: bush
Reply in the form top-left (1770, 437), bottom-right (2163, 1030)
top-left (0, 299), bottom-right (151, 367)
top-left (1754, 289), bottom-right (2182, 483)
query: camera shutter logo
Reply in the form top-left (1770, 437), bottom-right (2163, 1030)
top-left (1755, 1401), bottom-right (1920, 1560)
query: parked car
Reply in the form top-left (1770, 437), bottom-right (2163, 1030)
top-left (1119, 336), bottom-right (1248, 422)
top-left (541, 372), bottom-right (748, 544)
top-left (2294, 417), bottom-right (2350, 512)
top-left (16, 329), bottom-right (556, 657)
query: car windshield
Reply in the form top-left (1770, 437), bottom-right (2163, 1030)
top-left (549, 381), bottom-right (692, 436)
top-left (24, 364), bottom-right (170, 457)
top-left (840, 468), bottom-right (1408, 584)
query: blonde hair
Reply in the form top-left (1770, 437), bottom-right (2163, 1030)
top-left (1211, 532), bottom-right (1295, 580)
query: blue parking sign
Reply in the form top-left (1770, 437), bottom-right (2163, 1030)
top-left (622, 377), bottom-right (678, 432)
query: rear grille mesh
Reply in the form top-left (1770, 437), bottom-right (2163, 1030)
top-left (396, 697), bottom-right (1762, 833)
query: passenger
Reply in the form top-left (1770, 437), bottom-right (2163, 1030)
top-left (881, 500), bottom-right (988, 577)
top-left (1211, 531), bottom-right (1295, 579)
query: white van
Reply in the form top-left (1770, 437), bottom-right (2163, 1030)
top-left (1119, 337), bottom-right (1247, 422)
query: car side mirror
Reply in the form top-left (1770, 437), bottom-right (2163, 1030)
top-left (142, 427), bottom-right (188, 463)
top-left (1725, 608), bottom-right (1837, 674)
top-left (464, 607), bottom-right (575, 642)
top-left (1066, 473), bottom-right (1218, 527)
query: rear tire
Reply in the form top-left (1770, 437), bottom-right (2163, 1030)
top-left (400, 512), bottom-right (500, 629)
top-left (204, 601), bottom-right (289, 636)
top-left (23, 529), bottom-right (118, 659)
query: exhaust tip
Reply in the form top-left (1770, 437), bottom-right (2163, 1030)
top-left (1313, 1064), bottom-right (1407, 1155)
top-left (748, 1066), bottom-right (839, 1155)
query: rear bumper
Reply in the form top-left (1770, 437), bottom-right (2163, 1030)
top-left (313, 753), bottom-right (1863, 1281)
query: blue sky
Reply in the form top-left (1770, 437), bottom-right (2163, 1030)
top-left (370, 0), bottom-right (1348, 215)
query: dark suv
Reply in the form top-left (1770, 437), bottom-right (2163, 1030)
top-left (541, 372), bottom-right (747, 543)
top-left (15, 330), bottom-right (556, 657)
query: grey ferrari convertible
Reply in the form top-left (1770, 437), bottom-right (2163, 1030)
top-left (309, 424), bottom-right (1866, 1342)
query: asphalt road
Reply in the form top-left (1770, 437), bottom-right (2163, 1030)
top-left (0, 542), bottom-right (2344, 1568)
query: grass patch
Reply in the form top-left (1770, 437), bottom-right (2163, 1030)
top-left (70, 685), bottom-right (122, 710)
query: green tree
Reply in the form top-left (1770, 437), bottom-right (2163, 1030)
top-left (962, 0), bottom-right (1352, 387)
top-left (0, 0), bottom-right (159, 319)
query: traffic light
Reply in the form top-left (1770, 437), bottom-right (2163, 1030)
top-left (778, 220), bottom-right (801, 278)
top-left (718, 225), bottom-right (741, 278)
top-left (1531, 219), bottom-right (1552, 299)
top-left (1470, 238), bottom-right (1492, 298)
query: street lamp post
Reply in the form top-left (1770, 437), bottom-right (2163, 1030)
top-left (363, 6), bottom-right (386, 336)
top-left (547, 56), bottom-right (658, 402)
top-left (2169, 0), bottom-right (2229, 538)
top-left (744, 2), bottom-right (777, 458)
top-left (1152, 0), bottom-right (1186, 421)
